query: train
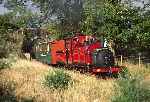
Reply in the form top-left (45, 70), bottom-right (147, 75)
top-left (34, 33), bottom-right (121, 75)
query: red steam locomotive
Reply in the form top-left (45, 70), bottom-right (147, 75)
top-left (35, 33), bottom-right (121, 75)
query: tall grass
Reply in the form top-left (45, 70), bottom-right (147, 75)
top-left (112, 75), bottom-right (150, 102)
top-left (0, 59), bottom-right (116, 102)
top-left (0, 59), bottom-right (149, 102)
top-left (112, 62), bottom-right (150, 102)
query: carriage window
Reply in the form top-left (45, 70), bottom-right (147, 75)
top-left (86, 37), bottom-right (96, 45)
top-left (36, 43), bottom-right (49, 52)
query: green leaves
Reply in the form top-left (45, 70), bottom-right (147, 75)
top-left (99, 1), bottom-right (150, 52)
top-left (81, 0), bottom-right (150, 53)
top-left (1, 0), bottom-right (150, 53)
top-left (81, 0), bottom-right (103, 34)
top-left (44, 70), bottom-right (73, 90)
top-left (32, 0), bottom-right (84, 33)
top-left (0, 59), bottom-right (12, 70)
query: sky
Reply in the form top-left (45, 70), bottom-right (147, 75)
top-left (131, 0), bottom-right (149, 8)
top-left (0, 3), bottom-right (8, 14)
top-left (0, 0), bottom-right (39, 15)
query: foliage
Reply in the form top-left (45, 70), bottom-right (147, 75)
top-left (0, 59), bottom-right (11, 70)
top-left (112, 75), bottom-right (150, 102)
top-left (82, 0), bottom-right (150, 55)
top-left (1, 0), bottom-right (42, 28)
top-left (0, 14), bottom-right (19, 58)
top-left (1, 0), bottom-right (33, 16)
top-left (6, 0), bottom-right (84, 32)
top-left (123, 0), bottom-right (150, 12)
top-left (1, 0), bottom-right (150, 55)
top-left (108, 1), bottom-right (150, 53)
top-left (119, 66), bottom-right (130, 78)
top-left (0, 12), bottom-right (41, 58)
top-left (44, 70), bottom-right (73, 90)
top-left (81, 0), bottom-right (102, 34)
top-left (30, 0), bottom-right (83, 33)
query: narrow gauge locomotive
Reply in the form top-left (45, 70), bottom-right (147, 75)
top-left (35, 33), bottom-right (121, 75)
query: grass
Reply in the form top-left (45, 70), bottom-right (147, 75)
top-left (112, 61), bottom-right (150, 102)
top-left (0, 59), bottom-right (116, 102)
top-left (0, 59), bottom-right (149, 102)
top-left (112, 76), bottom-right (150, 102)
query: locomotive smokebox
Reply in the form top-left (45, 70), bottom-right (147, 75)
top-left (92, 48), bottom-right (115, 67)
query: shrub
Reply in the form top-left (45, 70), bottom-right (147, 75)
top-left (0, 59), bottom-right (11, 70)
top-left (0, 79), bottom-right (17, 102)
top-left (119, 66), bottom-right (130, 78)
top-left (112, 76), bottom-right (150, 102)
top-left (44, 70), bottom-right (73, 90)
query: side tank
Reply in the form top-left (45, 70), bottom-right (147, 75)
top-left (50, 34), bottom-right (103, 65)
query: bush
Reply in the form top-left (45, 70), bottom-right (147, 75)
top-left (119, 66), bottom-right (130, 78)
top-left (112, 76), bottom-right (150, 102)
top-left (0, 59), bottom-right (11, 70)
top-left (44, 70), bottom-right (73, 90)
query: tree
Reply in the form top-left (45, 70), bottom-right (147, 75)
top-left (0, 14), bottom-right (20, 58)
top-left (31, 0), bottom-right (84, 33)
top-left (81, 0), bottom-right (150, 55)
top-left (81, 0), bottom-right (103, 34)
top-left (2, 0), bottom-right (84, 37)
top-left (0, 11), bottom-right (41, 58)
top-left (1, 0), bottom-right (150, 56)
top-left (101, 0), bottom-right (150, 55)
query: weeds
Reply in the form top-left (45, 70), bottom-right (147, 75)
top-left (119, 66), bottom-right (130, 78)
top-left (44, 70), bottom-right (73, 90)
top-left (0, 59), bottom-right (11, 70)
top-left (113, 71), bottom-right (150, 102)
top-left (0, 79), bottom-right (17, 102)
